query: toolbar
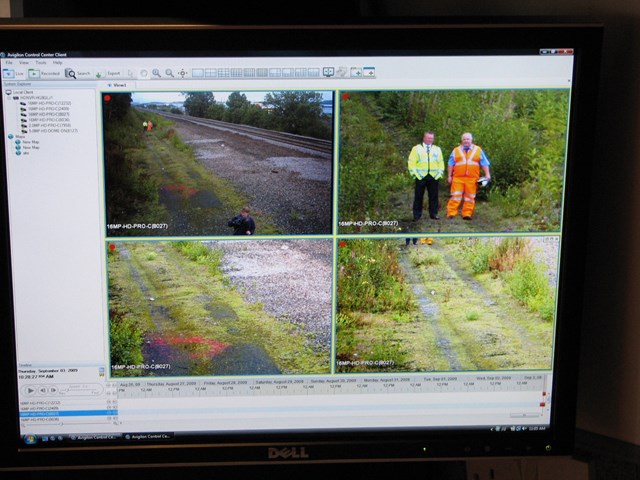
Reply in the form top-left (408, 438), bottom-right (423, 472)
top-left (2, 65), bottom-right (376, 81)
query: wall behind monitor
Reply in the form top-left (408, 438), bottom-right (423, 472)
top-left (11, 0), bottom-right (640, 454)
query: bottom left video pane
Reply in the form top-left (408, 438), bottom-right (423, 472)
top-left (106, 239), bottom-right (333, 377)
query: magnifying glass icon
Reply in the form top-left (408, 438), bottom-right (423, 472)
top-left (165, 68), bottom-right (174, 77)
top-left (65, 68), bottom-right (77, 79)
top-left (152, 68), bottom-right (161, 77)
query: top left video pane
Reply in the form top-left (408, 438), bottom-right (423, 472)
top-left (103, 91), bottom-right (334, 237)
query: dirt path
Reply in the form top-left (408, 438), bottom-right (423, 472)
top-left (401, 241), bottom-right (553, 370)
top-left (438, 247), bottom-right (538, 351)
top-left (397, 253), bottom-right (461, 370)
top-left (389, 187), bottom-right (525, 235)
top-left (343, 177), bottom-right (555, 235)
top-left (145, 135), bottom-right (226, 236)
top-left (169, 116), bottom-right (333, 235)
top-left (115, 243), bottom-right (282, 376)
top-left (117, 244), bottom-right (192, 376)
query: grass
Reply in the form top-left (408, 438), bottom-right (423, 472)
top-left (107, 109), bottom-right (279, 236)
top-left (336, 239), bottom-right (448, 373)
top-left (107, 245), bottom-right (153, 375)
top-left (448, 237), bottom-right (555, 321)
top-left (337, 239), bottom-right (415, 313)
top-left (335, 236), bottom-right (554, 372)
top-left (337, 92), bottom-right (562, 234)
top-left (335, 310), bottom-right (452, 373)
top-left (407, 240), bottom-right (554, 370)
top-left (335, 312), bottom-right (408, 372)
top-left (104, 110), bottom-right (167, 228)
top-left (107, 241), bottom-right (329, 376)
top-left (506, 259), bottom-right (555, 322)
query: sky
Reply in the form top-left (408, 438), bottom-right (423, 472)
top-left (131, 91), bottom-right (333, 105)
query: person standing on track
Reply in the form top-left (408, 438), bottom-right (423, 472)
top-left (228, 206), bottom-right (256, 235)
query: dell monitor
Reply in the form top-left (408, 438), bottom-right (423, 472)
top-left (0, 19), bottom-right (602, 471)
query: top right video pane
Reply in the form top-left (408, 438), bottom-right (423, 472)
top-left (337, 89), bottom-right (570, 235)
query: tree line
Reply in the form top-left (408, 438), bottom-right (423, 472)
top-left (181, 91), bottom-right (332, 140)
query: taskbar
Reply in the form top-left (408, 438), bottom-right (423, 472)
top-left (20, 424), bottom-right (550, 447)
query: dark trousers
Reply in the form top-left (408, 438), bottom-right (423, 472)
top-left (413, 174), bottom-right (439, 220)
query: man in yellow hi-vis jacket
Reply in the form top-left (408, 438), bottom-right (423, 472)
top-left (408, 131), bottom-right (444, 221)
top-left (447, 132), bottom-right (491, 220)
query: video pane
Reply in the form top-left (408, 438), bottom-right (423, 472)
top-left (338, 90), bottom-right (569, 234)
top-left (336, 236), bottom-right (558, 373)
top-left (107, 239), bottom-right (333, 376)
top-left (103, 91), bottom-right (333, 237)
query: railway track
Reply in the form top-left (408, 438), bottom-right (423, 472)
top-left (143, 109), bottom-right (333, 157)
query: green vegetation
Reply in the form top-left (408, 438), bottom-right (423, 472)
top-left (104, 94), bottom-right (164, 227)
top-left (337, 239), bottom-right (415, 313)
top-left (171, 242), bottom-right (222, 275)
top-left (335, 237), bottom-right (555, 373)
top-left (263, 91), bottom-right (332, 139)
top-left (182, 91), bottom-right (332, 140)
top-left (336, 240), bottom-right (434, 372)
top-left (103, 95), bottom-right (279, 235)
top-left (108, 242), bottom-right (328, 377)
top-left (107, 244), bottom-right (151, 375)
top-left (109, 308), bottom-right (145, 370)
top-left (339, 90), bottom-right (569, 231)
top-left (338, 94), bottom-right (409, 225)
top-left (506, 260), bottom-right (556, 322)
top-left (407, 238), bottom-right (554, 370)
top-left (450, 237), bottom-right (555, 321)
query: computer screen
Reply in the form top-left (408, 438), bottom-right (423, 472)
top-left (0, 21), bottom-right (601, 470)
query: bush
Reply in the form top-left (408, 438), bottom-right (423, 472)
top-left (456, 238), bottom-right (493, 274)
top-left (506, 259), bottom-right (554, 321)
top-left (339, 93), bottom-right (412, 220)
top-left (465, 310), bottom-right (480, 321)
top-left (338, 240), bottom-right (415, 313)
top-left (109, 310), bottom-right (144, 368)
top-left (488, 185), bottom-right (523, 218)
top-left (488, 237), bottom-right (530, 273)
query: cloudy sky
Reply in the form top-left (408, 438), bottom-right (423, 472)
top-left (132, 91), bottom-right (333, 105)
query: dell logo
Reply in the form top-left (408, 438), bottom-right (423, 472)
top-left (268, 447), bottom-right (310, 460)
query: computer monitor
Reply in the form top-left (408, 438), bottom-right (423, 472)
top-left (0, 19), bottom-right (602, 471)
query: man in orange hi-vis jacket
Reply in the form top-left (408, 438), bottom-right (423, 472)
top-left (446, 132), bottom-right (491, 220)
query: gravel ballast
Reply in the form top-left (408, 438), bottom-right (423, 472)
top-left (207, 239), bottom-right (333, 351)
top-left (172, 117), bottom-right (333, 235)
